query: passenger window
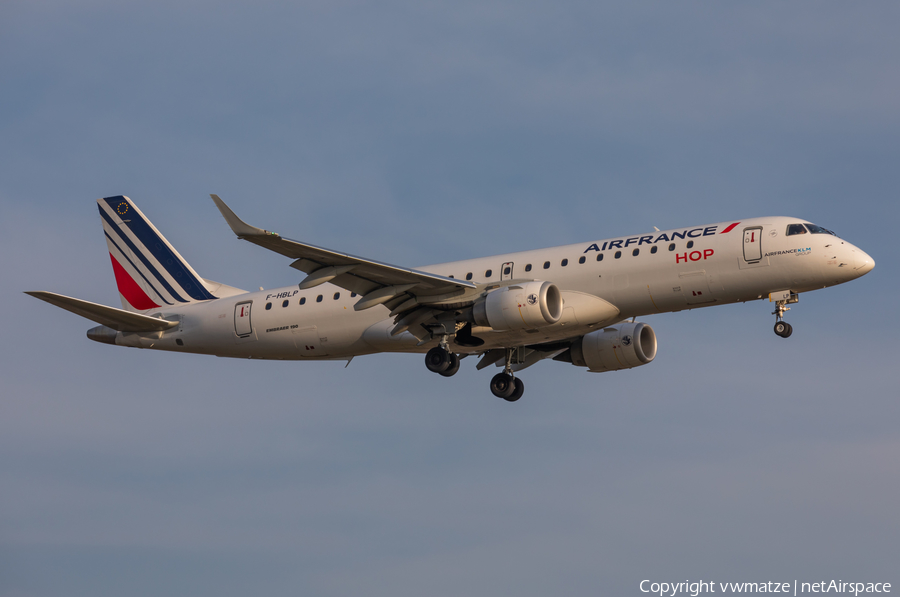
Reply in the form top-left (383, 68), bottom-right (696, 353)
top-left (485, 269), bottom-right (492, 278)
top-left (282, 300), bottom-right (289, 308)
top-left (668, 243), bottom-right (675, 251)
top-left (686, 241), bottom-right (694, 249)
top-left (632, 248), bottom-right (639, 256)
top-left (525, 264), bottom-right (532, 272)
top-left (578, 256), bottom-right (586, 264)
top-left (543, 261), bottom-right (550, 269)
top-left (596, 254), bottom-right (604, 262)
top-left (448, 275), bottom-right (454, 279)
top-left (316, 295), bottom-right (323, 303)
top-left (561, 258), bottom-right (568, 266)
top-left (333, 292), bottom-right (340, 300)
top-left (351, 292), bottom-right (357, 298)
top-left (299, 297), bottom-right (306, 305)
top-left (651, 246), bottom-right (658, 254)
top-left (503, 266), bottom-right (510, 275)
top-left (466, 272), bottom-right (473, 281)
top-left (615, 251), bottom-right (622, 259)
top-left (265, 302), bottom-right (272, 310)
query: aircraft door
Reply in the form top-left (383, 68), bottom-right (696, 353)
top-left (501, 262), bottom-right (514, 281)
top-left (234, 301), bottom-right (253, 337)
top-left (743, 227), bottom-right (763, 262)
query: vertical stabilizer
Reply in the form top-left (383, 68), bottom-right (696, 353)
top-left (98, 195), bottom-right (217, 312)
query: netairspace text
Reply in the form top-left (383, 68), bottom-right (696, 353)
top-left (640, 580), bottom-right (891, 597)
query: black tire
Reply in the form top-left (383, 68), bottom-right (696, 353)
top-left (505, 378), bottom-right (525, 402)
top-left (425, 346), bottom-right (451, 373)
top-left (783, 323), bottom-right (793, 338)
top-left (774, 322), bottom-right (788, 337)
top-left (439, 353), bottom-right (460, 377)
top-left (490, 373), bottom-right (516, 399)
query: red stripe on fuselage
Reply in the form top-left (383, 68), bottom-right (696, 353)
top-left (720, 222), bottom-right (740, 234)
top-left (109, 254), bottom-right (160, 310)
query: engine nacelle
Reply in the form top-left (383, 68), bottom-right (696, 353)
top-left (472, 281), bottom-right (563, 331)
top-left (569, 322), bottom-right (657, 372)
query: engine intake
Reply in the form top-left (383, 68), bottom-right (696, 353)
top-left (569, 322), bottom-right (657, 372)
top-left (472, 281), bottom-right (562, 331)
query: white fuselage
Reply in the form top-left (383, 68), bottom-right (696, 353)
top-left (112, 217), bottom-right (873, 360)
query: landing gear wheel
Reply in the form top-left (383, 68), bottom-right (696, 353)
top-left (439, 353), bottom-right (460, 377)
top-left (490, 372), bottom-right (516, 399)
top-left (425, 346), bottom-right (451, 373)
top-left (505, 378), bottom-right (525, 402)
top-left (774, 321), bottom-right (793, 338)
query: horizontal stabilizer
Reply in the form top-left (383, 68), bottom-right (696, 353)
top-left (25, 291), bottom-right (179, 332)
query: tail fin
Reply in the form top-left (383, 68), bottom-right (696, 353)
top-left (98, 195), bottom-right (217, 311)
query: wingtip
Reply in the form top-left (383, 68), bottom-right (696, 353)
top-left (209, 194), bottom-right (271, 237)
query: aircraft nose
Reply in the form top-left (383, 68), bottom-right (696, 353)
top-left (851, 247), bottom-right (875, 276)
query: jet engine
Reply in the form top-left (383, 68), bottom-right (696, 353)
top-left (566, 322), bottom-right (657, 372)
top-left (472, 281), bottom-right (563, 331)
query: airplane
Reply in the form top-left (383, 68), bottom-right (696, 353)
top-left (27, 195), bottom-right (875, 402)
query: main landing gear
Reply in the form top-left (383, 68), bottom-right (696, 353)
top-left (425, 345), bottom-right (460, 377)
top-left (489, 348), bottom-right (525, 402)
top-left (424, 341), bottom-right (525, 402)
top-left (490, 372), bottom-right (524, 402)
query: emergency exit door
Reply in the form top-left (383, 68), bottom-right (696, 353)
top-left (743, 227), bottom-right (762, 262)
top-left (500, 262), bottom-right (514, 280)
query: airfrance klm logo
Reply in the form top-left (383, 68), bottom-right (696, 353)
top-left (765, 248), bottom-right (811, 257)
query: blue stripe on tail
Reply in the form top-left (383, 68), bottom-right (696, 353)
top-left (100, 196), bottom-right (216, 302)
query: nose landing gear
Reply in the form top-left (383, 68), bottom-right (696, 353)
top-left (771, 291), bottom-right (799, 338)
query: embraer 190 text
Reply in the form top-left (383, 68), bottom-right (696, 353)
top-left (28, 195), bottom-right (875, 402)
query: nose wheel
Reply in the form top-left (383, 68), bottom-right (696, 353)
top-left (774, 321), bottom-right (793, 338)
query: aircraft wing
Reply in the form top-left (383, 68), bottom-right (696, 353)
top-left (26, 291), bottom-right (179, 332)
top-left (211, 195), bottom-right (477, 312)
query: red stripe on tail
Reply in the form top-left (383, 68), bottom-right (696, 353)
top-left (109, 254), bottom-right (160, 310)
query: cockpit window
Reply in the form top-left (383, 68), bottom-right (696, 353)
top-left (805, 223), bottom-right (836, 235)
top-left (786, 224), bottom-right (808, 236)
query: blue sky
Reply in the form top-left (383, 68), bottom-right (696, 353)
top-left (2, 2), bottom-right (898, 595)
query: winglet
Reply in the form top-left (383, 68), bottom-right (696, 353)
top-left (210, 194), bottom-right (278, 238)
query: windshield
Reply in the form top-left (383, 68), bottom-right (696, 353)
top-left (805, 223), bottom-right (836, 235)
